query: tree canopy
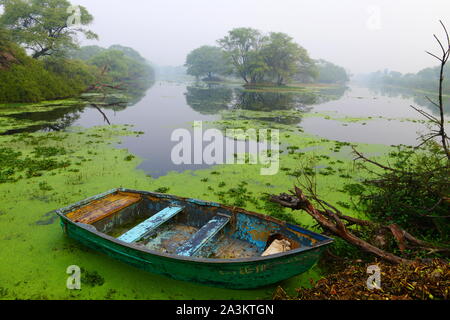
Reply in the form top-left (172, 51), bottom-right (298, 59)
top-left (217, 28), bottom-right (317, 85)
top-left (261, 32), bottom-right (314, 85)
top-left (316, 59), bottom-right (349, 84)
top-left (217, 27), bottom-right (265, 84)
top-left (364, 66), bottom-right (450, 93)
top-left (0, 1), bottom-right (154, 103)
top-left (185, 45), bottom-right (230, 80)
top-left (0, 0), bottom-right (98, 58)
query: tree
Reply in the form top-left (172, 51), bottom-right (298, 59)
top-left (0, 0), bottom-right (98, 59)
top-left (87, 48), bottom-right (154, 88)
top-left (185, 45), bottom-right (229, 80)
top-left (218, 28), bottom-right (318, 85)
top-left (316, 59), bottom-right (349, 84)
top-left (261, 32), bottom-right (315, 85)
top-left (68, 45), bottom-right (104, 60)
top-left (218, 27), bottom-right (264, 84)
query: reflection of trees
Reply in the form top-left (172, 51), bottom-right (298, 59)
top-left (368, 85), bottom-right (450, 116)
top-left (184, 84), bottom-right (348, 125)
top-left (231, 91), bottom-right (309, 124)
top-left (84, 80), bottom-right (155, 112)
top-left (6, 105), bottom-right (84, 133)
top-left (233, 91), bottom-right (296, 111)
top-left (3, 82), bottom-right (156, 134)
top-left (184, 85), bottom-right (233, 114)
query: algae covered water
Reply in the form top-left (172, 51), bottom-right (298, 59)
top-left (9, 82), bottom-right (435, 175)
top-left (0, 81), bottom-right (442, 299)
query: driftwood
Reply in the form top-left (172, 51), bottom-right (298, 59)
top-left (270, 187), bottom-right (449, 264)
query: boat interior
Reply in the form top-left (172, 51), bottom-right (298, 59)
top-left (64, 190), bottom-right (323, 259)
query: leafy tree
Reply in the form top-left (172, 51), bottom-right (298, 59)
top-left (87, 48), bottom-right (154, 91)
top-left (109, 44), bottom-right (147, 64)
top-left (68, 45), bottom-right (104, 60)
top-left (261, 32), bottom-right (314, 85)
top-left (0, 42), bottom-right (96, 102)
top-left (218, 28), bottom-right (318, 85)
top-left (316, 59), bottom-right (349, 84)
top-left (0, 0), bottom-right (98, 58)
top-left (185, 45), bottom-right (230, 80)
top-left (218, 27), bottom-right (264, 84)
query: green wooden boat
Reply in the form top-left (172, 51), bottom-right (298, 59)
top-left (55, 188), bottom-right (333, 289)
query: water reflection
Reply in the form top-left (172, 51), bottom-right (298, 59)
top-left (5, 105), bottom-right (84, 134)
top-left (6, 81), bottom-right (436, 176)
top-left (184, 85), bottom-right (233, 115)
top-left (368, 85), bottom-right (450, 116)
top-left (184, 84), bottom-right (347, 118)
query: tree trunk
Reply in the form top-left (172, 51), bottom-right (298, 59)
top-left (32, 48), bottom-right (50, 59)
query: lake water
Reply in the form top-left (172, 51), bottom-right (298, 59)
top-left (8, 81), bottom-right (445, 177)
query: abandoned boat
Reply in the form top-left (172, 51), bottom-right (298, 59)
top-left (55, 188), bottom-right (333, 289)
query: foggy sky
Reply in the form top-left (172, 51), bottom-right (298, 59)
top-left (64, 0), bottom-right (450, 74)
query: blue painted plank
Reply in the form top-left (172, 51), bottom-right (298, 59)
top-left (118, 206), bottom-right (183, 243)
top-left (176, 215), bottom-right (230, 257)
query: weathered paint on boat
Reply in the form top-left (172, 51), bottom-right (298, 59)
top-left (54, 188), bottom-right (333, 289)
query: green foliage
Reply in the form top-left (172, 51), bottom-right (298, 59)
top-left (261, 32), bottom-right (316, 85)
top-left (185, 45), bottom-right (230, 80)
top-left (85, 46), bottom-right (154, 90)
top-left (316, 59), bottom-right (349, 84)
top-left (0, 41), bottom-right (96, 102)
top-left (366, 66), bottom-right (450, 92)
top-left (67, 45), bottom-right (105, 61)
top-left (347, 142), bottom-right (450, 242)
top-left (218, 27), bottom-right (265, 84)
top-left (218, 28), bottom-right (318, 85)
top-left (0, 0), bottom-right (98, 58)
top-left (0, 40), bottom-right (153, 103)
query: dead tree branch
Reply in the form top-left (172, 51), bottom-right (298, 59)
top-left (270, 187), bottom-right (449, 264)
top-left (420, 20), bottom-right (450, 160)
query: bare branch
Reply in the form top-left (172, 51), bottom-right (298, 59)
top-left (426, 50), bottom-right (443, 61)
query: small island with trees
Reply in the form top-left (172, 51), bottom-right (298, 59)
top-left (185, 27), bottom-right (349, 89)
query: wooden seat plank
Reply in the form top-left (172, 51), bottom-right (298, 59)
top-left (176, 215), bottom-right (230, 257)
top-left (117, 206), bottom-right (184, 243)
top-left (66, 192), bottom-right (141, 224)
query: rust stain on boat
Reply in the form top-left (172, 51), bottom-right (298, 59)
top-left (66, 192), bottom-right (141, 224)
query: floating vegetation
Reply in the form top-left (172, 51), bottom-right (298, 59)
top-left (80, 268), bottom-right (105, 287)
top-left (154, 187), bottom-right (170, 193)
top-left (0, 88), bottom-right (398, 300)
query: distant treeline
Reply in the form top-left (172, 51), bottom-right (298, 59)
top-left (357, 65), bottom-right (450, 93)
top-left (0, 0), bottom-right (154, 103)
top-left (184, 28), bottom-right (349, 86)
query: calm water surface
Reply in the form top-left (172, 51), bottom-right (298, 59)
top-left (11, 81), bottom-right (444, 177)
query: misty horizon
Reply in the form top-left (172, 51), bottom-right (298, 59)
top-left (66, 0), bottom-right (450, 75)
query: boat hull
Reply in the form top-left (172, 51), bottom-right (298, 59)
top-left (61, 218), bottom-right (325, 289)
top-left (56, 188), bottom-right (333, 289)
